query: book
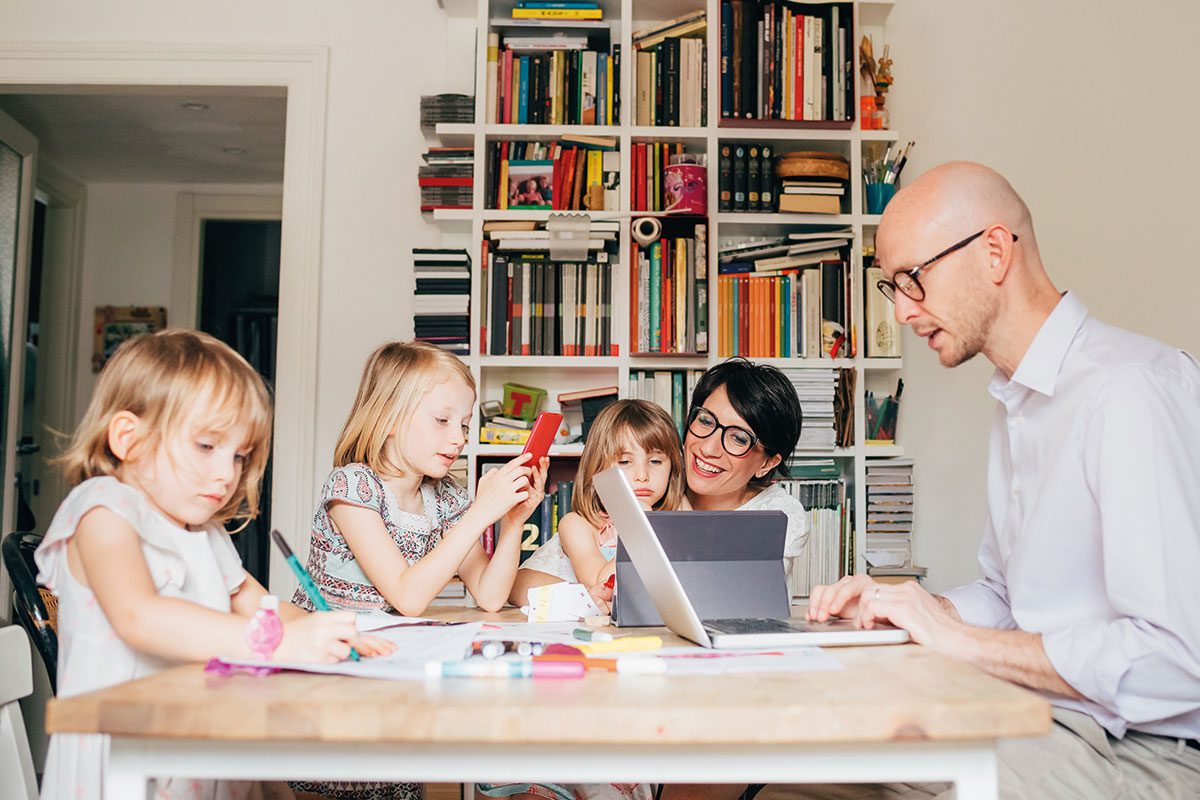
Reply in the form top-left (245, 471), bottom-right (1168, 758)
top-left (776, 193), bottom-right (841, 214)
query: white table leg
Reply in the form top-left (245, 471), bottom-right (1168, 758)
top-left (105, 738), bottom-right (156, 800)
top-left (948, 745), bottom-right (998, 800)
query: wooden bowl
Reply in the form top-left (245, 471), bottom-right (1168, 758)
top-left (776, 152), bottom-right (850, 181)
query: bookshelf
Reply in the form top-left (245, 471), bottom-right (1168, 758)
top-left (433, 0), bottom-right (905, 579)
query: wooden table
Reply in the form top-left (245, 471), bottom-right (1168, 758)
top-left (46, 607), bottom-right (1051, 799)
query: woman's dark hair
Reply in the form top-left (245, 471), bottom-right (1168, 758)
top-left (689, 358), bottom-right (803, 487)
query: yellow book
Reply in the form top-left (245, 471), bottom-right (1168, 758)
top-left (512, 8), bottom-right (602, 19)
top-left (605, 53), bottom-right (614, 124)
top-left (498, 160), bottom-right (509, 210)
top-left (479, 426), bottom-right (531, 445)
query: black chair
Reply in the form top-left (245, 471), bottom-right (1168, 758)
top-left (2, 531), bottom-right (57, 694)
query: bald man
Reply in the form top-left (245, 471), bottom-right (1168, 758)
top-left (759, 162), bottom-right (1200, 799)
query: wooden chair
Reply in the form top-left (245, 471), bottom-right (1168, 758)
top-left (0, 625), bottom-right (38, 800)
top-left (2, 532), bottom-right (57, 694)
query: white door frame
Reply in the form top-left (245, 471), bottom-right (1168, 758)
top-left (27, 159), bottom-right (85, 530)
top-left (0, 107), bottom-right (36, 618)
top-left (172, 192), bottom-right (283, 331)
top-left (0, 44), bottom-right (329, 596)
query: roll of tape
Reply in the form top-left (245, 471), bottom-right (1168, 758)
top-left (632, 216), bottom-right (662, 247)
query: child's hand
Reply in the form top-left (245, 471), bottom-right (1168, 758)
top-left (350, 633), bottom-right (397, 659)
top-left (275, 610), bottom-right (362, 664)
top-left (501, 456), bottom-right (548, 530)
top-left (587, 581), bottom-right (614, 615)
top-left (474, 453), bottom-right (535, 523)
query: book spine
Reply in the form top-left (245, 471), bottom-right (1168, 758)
top-left (747, 145), bottom-right (761, 212)
top-left (760, 144), bottom-right (774, 211)
top-left (733, 144), bottom-right (747, 212)
top-left (720, 1), bottom-right (732, 118)
top-left (486, 33), bottom-right (499, 125)
top-left (518, 56), bottom-right (530, 124)
top-left (719, 144), bottom-right (732, 211)
top-left (649, 242), bottom-right (662, 352)
top-left (694, 223), bottom-right (708, 353)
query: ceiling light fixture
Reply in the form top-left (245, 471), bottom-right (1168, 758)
top-left (180, 102), bottom-right (210, 111)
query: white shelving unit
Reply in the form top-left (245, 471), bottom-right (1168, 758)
top-left (434, 0), bottom-right (902, 575)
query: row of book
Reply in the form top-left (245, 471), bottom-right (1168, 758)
top-left (631, 221), bottom-right (710, 355)
top-left (486, 139), bottom-right (619, 211)
top-left (715, 260), bottom-right (851, 359)
top-left (635, 31), bottom-right (707, 128)
top-left (720, 0), bottom-right (855, 124)
top-left (780, 367), bottom-right (839, 451)
top-left (412, 248), bottom-right (471, 355)
top-left (628, 369), bottom-right (704, 440)
top-left (485, 34), bottom-right (621, 127)
top-left (718, 143), bottom-right (775, 212)
top-left (419, 147), bottom-right (474, 212)
top-left (778, 476), bottom-right (851, 597)
top-left (482, 249), bottom-right (618, 357)
top-left (864, 458), bottom-right (914, 572)
top-left (631, 142), bottom-right (706, 213)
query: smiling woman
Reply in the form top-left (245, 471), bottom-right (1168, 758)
top-left (684, 358), bottom-right (809, 560)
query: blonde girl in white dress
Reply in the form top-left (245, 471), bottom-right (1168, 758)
top-left (35, 330), bottom-right (392, 800)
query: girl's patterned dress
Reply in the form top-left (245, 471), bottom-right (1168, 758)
top-left (290, 463), bottom-right (469, 800)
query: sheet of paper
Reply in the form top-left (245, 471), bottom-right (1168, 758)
top-left (220, 622), bottom-right (483, 680)
top-left (611, 646), bottom-right (842, 675)
top-left (355, 611), bottom-right (445, 632)
top-left (474, 621), bottom-right (583, 644)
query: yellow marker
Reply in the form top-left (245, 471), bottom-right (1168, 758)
top-left (577, 635), bottom-right (663, 655)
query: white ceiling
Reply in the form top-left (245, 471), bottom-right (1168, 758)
top-left (0, 89), bottom-right (287, 184)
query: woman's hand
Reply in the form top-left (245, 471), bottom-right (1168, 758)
top-left (473, 453), bottom-right (535, 524)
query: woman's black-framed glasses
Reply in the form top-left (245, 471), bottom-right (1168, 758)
top-left (876, 229), bottom-right (1019, 303)
top-left (687, 406), bottom-right (759, 457)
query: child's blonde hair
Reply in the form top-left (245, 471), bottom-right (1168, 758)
top-left (572, 399), bottom-right (685, 528)
top-left (59, 329), bottom-right (273, 524)
top-left (334, 340), bottom-right (476, 476)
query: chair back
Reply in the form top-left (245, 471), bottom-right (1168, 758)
top-left (0, 625), bottom-right (38, 800)
top-left (2, 532), bottom-right (57, 694)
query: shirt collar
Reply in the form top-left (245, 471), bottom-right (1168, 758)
top-left (989, 291), bottom-right (1088, 400)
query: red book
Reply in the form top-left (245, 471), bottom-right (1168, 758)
top-left (418, 177), bottom-right (472, 187)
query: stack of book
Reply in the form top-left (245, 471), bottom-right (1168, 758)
top-left (511, 1), bottom-right (602, 20)
top-left (630, 219), bottom-right (709, 355)
top-left (419, 147), bottom-right (474, 211)
top-left (864, 458), bottom-right (915, 573)
top-left (719, 1), bottom-right (854, 124)
top-left (631, 142), bottom-right (705, 212)
top-left (716, 231), bottom-right (851, 358)
top-left (480, 220), bottom-right (619, 357)
top-left (486, 137), bottom-right (619, 211)
top-left (780, 367), bottom-right (838, 450)
top-left (484, 19), bottom-right (618, 127)
top-left (633, 11), bottom-right (707, 127)
top-left (718, 143), bottom-right (776, 212)
top-left (558, 386), bottom-right (618, 442)
top-left (419, 93), bottom-right (474, 126)
top-left (777, 469), bottom-right (849, 597)
top-left (778, 175), bottom-right (845, 214)
top-left (628, 369), bottom-right (705, 439)
top-left (413, 248), bottom-right (470, 355)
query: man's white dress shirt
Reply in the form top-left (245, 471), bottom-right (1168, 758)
top-left (943, 292), bottom-right (1200, 739)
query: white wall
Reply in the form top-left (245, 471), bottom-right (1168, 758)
top-left (73, 182), bottom-right (282, 421)
top-left (886, 0), bottom-right (1200, 591)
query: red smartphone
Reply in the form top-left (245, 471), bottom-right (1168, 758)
top-left (520, 411), bottom-right (563, 463)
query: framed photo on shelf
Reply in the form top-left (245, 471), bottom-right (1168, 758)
top-left (507, 160), bottom-right (554, 209)
top-left (92, 305), bottom-right (167, 372)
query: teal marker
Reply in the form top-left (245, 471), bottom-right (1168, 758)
top-left (271, 529), bottom-right (360, 661)
top-left (572, 627), bottom-right (613, 642)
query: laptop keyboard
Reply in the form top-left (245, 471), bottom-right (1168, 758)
top-left (703, 618), bottom-right (804, 634)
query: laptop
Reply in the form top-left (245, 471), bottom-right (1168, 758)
top-left (613, 510), bottom-right (792, 627)
top-left (593, 466), bottom-right (911, 649)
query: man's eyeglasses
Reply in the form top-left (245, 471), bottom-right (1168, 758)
top-left (687, 406), bottom-right (759, 457)
top-left (876, 229), bottom-right (1018, 303)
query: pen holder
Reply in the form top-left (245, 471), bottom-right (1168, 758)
top-left (865, 182), bottom-right (896, 215)
top-left (865, 393), bottom-right (898, 444)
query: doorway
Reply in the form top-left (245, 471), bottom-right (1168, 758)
top-left (198, 218), bottom-right (281, 584)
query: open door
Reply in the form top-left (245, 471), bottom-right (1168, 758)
top-left (0, 108), bottom-right (37, 610)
